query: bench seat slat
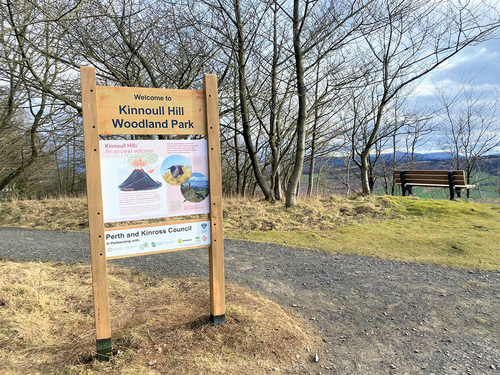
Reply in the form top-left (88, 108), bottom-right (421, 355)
top-left (394, 173), bottom-right (465, 181)
top-left (399, 183), bottom-right (475, 188)
top-left (394, 180), bottom-right (469, 185)
top-left (394, 170), bottom-right (465, 175)
top-left (395, 176), bottom-right (451, 183)
top-left (405, 183), bottom-right (449, 187)
top-left (395, 179), bottom-right (468, 185)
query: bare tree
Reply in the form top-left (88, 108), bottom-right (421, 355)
top-left (0, 0), bottom-right (81, 195)
top-left (436, 72), bottom-right (500, 197)
top-left (0, 0), bottom-right (82, 37)
top-left (347, 0), bottom-right (500, 194)
top-left (188, 0), bottom-right (276, 200)
top-left (284, 0), bottom-right (372, 206)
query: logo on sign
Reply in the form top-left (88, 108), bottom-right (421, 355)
top-left (201, 222), bottom-right (208, 234)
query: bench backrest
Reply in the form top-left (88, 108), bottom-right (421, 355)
top-left (394, 170), bottom-right (467, 185)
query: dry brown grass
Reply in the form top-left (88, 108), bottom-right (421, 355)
top-left (0, 196), bottom-right (207, 231)
top-left (0, 259), bottom-right (318, 374)
top-left (0, 196), bottom-right (89, 231)
top-left (0, 195), bottom-right (391, 234)
top-left (222, 195), bottom-right (392, 235)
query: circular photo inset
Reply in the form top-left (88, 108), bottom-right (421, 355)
top-left (161, 155), bottom-right (192, 185)
top-left (181, 173), bottom-right (209, 203)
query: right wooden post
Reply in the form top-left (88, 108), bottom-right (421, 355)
top-left (204, 74), bottom-right (226, 324)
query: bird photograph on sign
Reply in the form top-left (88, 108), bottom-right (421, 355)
top-left (161, 155), bottom-right (192, 186)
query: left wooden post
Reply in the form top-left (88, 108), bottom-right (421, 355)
top-left (80, 66), bottom-right (112, 361)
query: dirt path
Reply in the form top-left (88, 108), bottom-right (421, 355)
top-left (1, 227), bottom-right (499, 374)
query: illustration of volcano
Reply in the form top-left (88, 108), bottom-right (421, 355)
top-left (118, 169), bottom-right (162, 191)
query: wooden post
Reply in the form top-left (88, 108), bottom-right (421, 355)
top-left (204, 74), bottom-right (225, 325)
top-left (447, 171), bottom-right (456, 200)
top-left (400, 171), bottom-right (407, 196)
top-left (81, 67), bottom-right (112, 360)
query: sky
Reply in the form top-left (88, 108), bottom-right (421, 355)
top-left (405, 37), bottom-right (500, 154)
top-left (161, 155), bottom-right (191, 175)
top-left (413, 38), bottom-right (500, 98)
top-left (182, 172), bottom-right (209, 188)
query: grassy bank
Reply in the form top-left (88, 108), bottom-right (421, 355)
top-left (224, 195), bottom-right (500, 271)
top-left (0, 260), bottom-right (317, 374)
top-left (1, 195), bottom-right (499, 270)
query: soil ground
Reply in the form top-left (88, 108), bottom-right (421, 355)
top-left (1, 227), bottom-right (499, 374)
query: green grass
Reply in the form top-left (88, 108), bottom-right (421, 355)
top-left (229, 196), bottom-right (500, 271)
top-left (376, 185), bottom-right (500, 200)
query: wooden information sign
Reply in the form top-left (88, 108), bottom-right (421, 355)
top-left (80, 67), bottom-right (225, 361)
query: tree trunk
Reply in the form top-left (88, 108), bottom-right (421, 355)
top-left (391, 118), bottom-right (397, 195)
top-left (233, 78), bottom-right (241, 195)
top-left (307, 63), bottom-right (321, 197)
top-left (359, 151), bottom-right (372, 195)
top-left (269, 3), bottom-right (282, 201)
top-left (286, 0), bottom-right (308, 207)
top-left (234, 0), bottom-right (273, 201)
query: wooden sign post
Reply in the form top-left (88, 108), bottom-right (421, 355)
top-left (80, 67), bottom-right (225, 361)
top-left (204, 75), bottom-right (226, 324)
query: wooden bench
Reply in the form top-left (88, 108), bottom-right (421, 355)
top-left (394, 170), bottom-right (475, 200)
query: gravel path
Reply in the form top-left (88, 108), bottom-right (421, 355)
top-left (1, 227), bottom-right (499, 375)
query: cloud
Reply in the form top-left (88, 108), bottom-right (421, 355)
top-left (412, 39), bottom-right (500, 98)
top-left (188, 173), bottom-right (208, 182)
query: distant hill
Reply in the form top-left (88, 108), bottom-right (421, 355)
top-left (376, 151), bottom-right (454, 162)
top-left (304, 153), bottom-right (500, 176)
top-left (373, 152), bottom-right (500, 167)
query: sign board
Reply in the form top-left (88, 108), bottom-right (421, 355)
top-left (104, 220), bottom-right (210, 259)
top-left (96, 86), bottom-right (207, 135)
top-left (100, 139), bottom-right (209, 223)
top-left (80, 67), bottom-right (225, 361)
